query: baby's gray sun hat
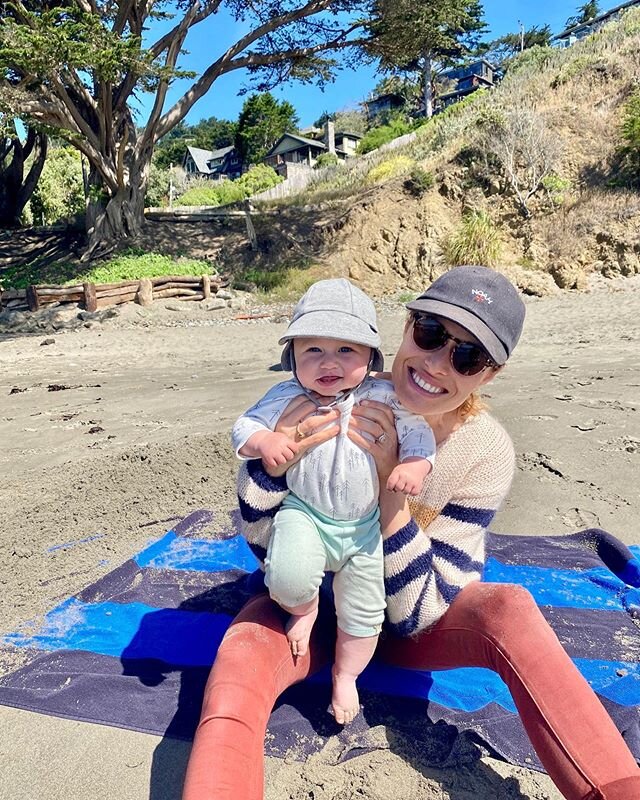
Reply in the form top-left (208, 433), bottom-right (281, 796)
top-left (279, 278), bottom-right (384, 372)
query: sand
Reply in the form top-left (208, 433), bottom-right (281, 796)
top-left (1, 275), bottom-right (639, 799)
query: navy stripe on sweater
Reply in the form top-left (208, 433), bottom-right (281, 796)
top-left (432, 538), bottom-right (484, 573)
top-left (384, 519), bottom-right (420, 555)
top-left (237, 495), bottom-right (280, 524)
top-left (387, 571), bottom-right (434, 637)
top-left (385, 548), bottom-right (433, 596)
top-left (441, 502), bottom-right (495, 529)
top-left (246, 459), bottom-right (289, 492)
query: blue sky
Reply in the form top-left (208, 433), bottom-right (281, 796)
top-left (139, 1), bottom-right (581, 129)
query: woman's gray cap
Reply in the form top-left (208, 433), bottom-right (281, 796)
top-left (279, 278), bottom-right (384, 372)
top-left (406, 266), bottom-right (526, 365)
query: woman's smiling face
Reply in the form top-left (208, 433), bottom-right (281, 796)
top-left (391, 315), bottom-right (499, 417)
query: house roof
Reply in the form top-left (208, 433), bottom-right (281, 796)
top-left (265, 133), bottom-right (328, 158)
top-left (553, 0), bottom-right (640, 39)
top-left (185, 146), bottom-right (215, 174)
top-left (185, 144), bottom-right (236, 173)
top-left (208, 145), bottom-right (235, 162)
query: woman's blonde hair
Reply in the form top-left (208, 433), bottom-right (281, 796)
top-left (458, 391), bottom-right (487, 419)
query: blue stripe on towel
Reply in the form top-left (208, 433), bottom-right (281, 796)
top-left (135, 531), bottom-right (258, 572)
top-left (4, 598), bottom-right (231, 667)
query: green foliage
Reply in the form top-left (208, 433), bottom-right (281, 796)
top-left (565, 2), bottom-right (601, 30)
top-left (234, 164), bottom-right (282, 195)
top-left (366, 155), bottom-right (414, 184)
top-left (314, 152), bottom-right (340, 169)
top-left (235, 93), bottom-right (299, 165)
top-left (541, 173), bottom-right (572, 205)
top-left (75, 251), bottom-right (212, 284)
top-left (30, 147), bottom-right (84, 225)
top-left (404, 166), bottom-right (434, 195)
top-left (366, 0), bottom-right (487, 116)
top-left (145, 162), bottom-right (170, 208)
top-left (551, 55), bottom-right (597, 87)
top-left (357, 117), bottom-right (414, 154)
top-left (617, 89), bottom-right (640, 183)
top-left (176, 165), bottom-right (281, 207)
top-left (483, 25), bottom-right (552, 72)
top-left (444, 211), bottom-right (502, 267)
top-left (505, 45), bottom-right (556, 77)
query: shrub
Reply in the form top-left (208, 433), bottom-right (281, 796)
top-left (314, 152), bottom-right (340, 170)
top-left (541, 173), bottom-right (572, 206)
top-left (30, 147), bottom-right (85, 225)
top-left (618, 89), bottom-right (640, 183)
top-left (357, 117), bottom-right (414, 155)
top-left (444, 211), bottom-right (502, 267)
top-left (404, 166), bottom-right (435, 196)
top-left (366, 155), bottom-right (414, 184)
top-left (176, 164), bottom-right (281, 206)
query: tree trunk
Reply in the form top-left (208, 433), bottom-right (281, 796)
top-left (422, 54), bottom-right (433, 119)
top-left (82, 158), bottom-right (149, 260)
top-left (0, 128), bottom-right (48, 228)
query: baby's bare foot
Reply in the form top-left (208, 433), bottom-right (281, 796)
top-left (285, 605), bottom-right (318, 657)
top-left (330, 667), bottom-right (360, 725)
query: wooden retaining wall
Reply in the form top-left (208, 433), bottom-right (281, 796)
top-left (0, 273), bottom-right (228, 313)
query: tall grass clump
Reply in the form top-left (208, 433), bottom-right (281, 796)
top-left (444, 211), bottom-right (502, 267)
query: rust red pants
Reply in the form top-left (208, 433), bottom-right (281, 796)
top-left (182, 581), bottom-right (640, 800)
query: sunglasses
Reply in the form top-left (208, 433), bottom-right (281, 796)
top-left (411, 314), bottom-right (496, 376)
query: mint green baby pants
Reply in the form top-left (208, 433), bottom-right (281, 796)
top-left (264, 493), bottom-right (386, 637)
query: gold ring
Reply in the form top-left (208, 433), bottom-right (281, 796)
top-left (376, 432), bottom-right (387, 444)
top-left (296, 423), bottom-right (306, 440)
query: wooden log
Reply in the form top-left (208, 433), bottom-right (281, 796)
top-left (1, 288), bottom-right (27, 300)
top-left (136, 278), bottom-right (153, 306)
top-left (95, 291), bottom-right (138, 309)
top-left (37, 289), bottom-right (85, 298)
top-left (96, 284), bottom-right (144, 299)
top-left (39, 293), bottom-right (83, 305)
top-left (150, 274), bottom-right (207, 285)
top-left (83, 282), bottom-right (97, 312)
top-left (152, 280), bottom-right (201, 291)
top-left (26, 285), bottom-right (40, 312)
top-left (243, 199), bottom-right (258, 251)
top-left (153, 287), bottom-right (202, 299)
top-left (94, 280), bottom-right (140, 291)
top-left (178, 292), bottom-right (205, 301)
top-left (202, 274), bottom-right (211, 299)
top-left (36, 284), bottom-right (84, 293)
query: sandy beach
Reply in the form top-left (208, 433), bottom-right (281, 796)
top-left (1, 274), bottom-right (639, 800)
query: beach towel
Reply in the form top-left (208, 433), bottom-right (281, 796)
top-left (1, 509), bottom-right (639, 772)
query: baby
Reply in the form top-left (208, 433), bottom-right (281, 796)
top-left (232, 278), bottom-right (435, 723)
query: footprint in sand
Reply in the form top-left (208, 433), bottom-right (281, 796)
top-left (561, 508), bottom-right (601, 529)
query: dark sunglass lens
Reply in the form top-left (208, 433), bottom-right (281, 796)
top-left (412, 318), bottom-right (448, 350)
top-left (451, 343), bottom-right (487, 376)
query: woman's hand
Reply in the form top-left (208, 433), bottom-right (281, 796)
top-left (349, 400), bottom-right (399, 482)
top-left (264, 395), bottom-right (340, 476)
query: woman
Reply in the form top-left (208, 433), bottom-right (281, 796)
top-left (182, 266), bottom-right (640, 800)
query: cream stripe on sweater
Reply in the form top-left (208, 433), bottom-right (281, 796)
top-left (236, 411), bottom-right (515, 637)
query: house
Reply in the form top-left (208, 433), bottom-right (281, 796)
top-left (182, 145), bottom-right (242, 180)
top-left (553, 0), bottom-right (640, 47)
top-left (363, 92), bottom-right (407, 122)
top-left (263, 123), bottom-right (362, 176)
top-left (436, 59), bottom-right (496, 110)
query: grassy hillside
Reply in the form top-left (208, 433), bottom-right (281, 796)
top-left (250, 8), bottom-right (640, 297)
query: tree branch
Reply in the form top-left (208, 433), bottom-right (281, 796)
top-left (156, 19), bottom-right (363, 138)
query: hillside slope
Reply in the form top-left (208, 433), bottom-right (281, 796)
top-left (242, 8), bottom-right (640, 297)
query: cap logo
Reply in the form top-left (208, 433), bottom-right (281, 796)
top-left (472, 288), bottom-right (492, 304)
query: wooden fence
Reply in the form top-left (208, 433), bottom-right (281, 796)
top-left (0, 273), bottom-right (229, 313)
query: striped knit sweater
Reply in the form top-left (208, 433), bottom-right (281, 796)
top-left (236, 411), bottom-right (515, 637)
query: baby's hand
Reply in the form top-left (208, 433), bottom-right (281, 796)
top-left (257, 431), bottom-right (300, 467)
top-left (386, 458), bottom-right (432, 496)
